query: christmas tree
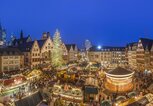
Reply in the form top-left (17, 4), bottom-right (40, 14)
top-left (51, 29), bottom-right (63, 67)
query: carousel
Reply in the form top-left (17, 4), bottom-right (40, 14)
top-left (104, 67), bottom-right (135, 93)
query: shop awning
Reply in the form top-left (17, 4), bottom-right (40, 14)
top-left (127, 97), bottom-right (149, 106)
top-left (84, 86), bottom-right (98, 94)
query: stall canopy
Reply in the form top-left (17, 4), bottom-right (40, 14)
top-left (84, 86), bottom-right (98, 94)
top-left (127, 97), bottom-right (149, 106)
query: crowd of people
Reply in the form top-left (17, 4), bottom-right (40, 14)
top-left (134, 71), bottom-right (153, 94)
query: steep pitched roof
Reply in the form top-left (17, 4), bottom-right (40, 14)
top-left (18, 41), bottom-right (34, 52)
top-left (126, 42), bottom-right (138, 51)
top-left (127, 42), bottom-right (137, 47)
top-left (0, 47), bottom-right (23, 56)
top-left (65, 44), bottom-right (76, 51)
top-left (37, 39), bottom-right (46, 49)
top-left (13, 37), bottom-right (30, 45)
top-left (140, 38), bottom-right (153, 51)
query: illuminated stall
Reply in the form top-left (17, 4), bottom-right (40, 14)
top-left (105, 67), bottom-right (134, 93)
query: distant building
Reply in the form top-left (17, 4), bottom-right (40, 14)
top-left (0, 23), bottom-right (7, 46)
top-left (88, 46), bottom-right (126, 68)
top-left (12, 31), bottom-right (32, 46)
top-left (41, 32), bottom-right (51, 40)
top-left (65, 44), bottom-right (78, 62)
top-left (0, 47), bottom-right (24, 72)
top-left (85, 39), bottom-right (92, 51)
top-left (9, 33), bottom-right (16, 46)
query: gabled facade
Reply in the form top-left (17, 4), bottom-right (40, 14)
top-left (18, 40), bottom-right (40, 68)
top-left (151, 45), bottom-right (153, 67)
top-left (65, 44), bottom-right (78, 62)
top-left (17, 32), bottom-right (54, 68)
top-left (62, 43), bottom-right (69, 62)
top-left (150, 45), bottom-right (153, 66)
top-left (30, 40), bottom-right (41, 68)
top-left (136, 38), bottom-right (153, 71)
top-left (38, 36), bottom-right (53, 64)
top-left (12, 31), bottom-right (32, 46)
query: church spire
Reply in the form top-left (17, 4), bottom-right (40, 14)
top-left (20, 30), bottom-right (23, 39)
top-left (0, 22), bottom-right (2, 30)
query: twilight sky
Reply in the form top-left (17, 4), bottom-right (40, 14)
top-left (1, 0), bottom-right (153, 47)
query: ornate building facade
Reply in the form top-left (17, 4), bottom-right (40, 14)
top-left (126, 38), bottom-right (153, 72)
top-left (12, 30), bottom-right (78, 68)
top-left (65, 44), bottom-right (78, 62)
top-left (88, 46), bottom-right (126, 68)
top-left (136, 38), bottom-right (153, 71)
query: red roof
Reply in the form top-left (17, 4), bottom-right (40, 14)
top-left (2, 76), bottom-right (27, 87)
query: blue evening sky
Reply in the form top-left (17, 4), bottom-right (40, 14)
top-left (1, 0), bottom-right (153, 47)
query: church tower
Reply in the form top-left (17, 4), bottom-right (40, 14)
top-left (41, 32), bottom-right (50, 40)
top-left (0, 22), bottom-right (7, 46)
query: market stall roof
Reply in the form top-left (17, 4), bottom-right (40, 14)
top-left (25, 69), bottom-right (42, 77)
top-left (127, 97), bottom-right (149, 106)
top-left (101, 100), bottom-right (111, 106)
top-left (1, 76), bottom-right (26, 86)
top-left (84, 86), bottom-right (98, 94)
top-left (106, 67), bottom-right (133, 75)
top-left (128, 91), bottom-right (137, 98)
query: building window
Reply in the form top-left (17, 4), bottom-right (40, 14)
top-left (9, 66), bottom-right (14, 70)
top-left (3, 66), bottom-right (8, 71)
top-left (9, 56), bottom-right (13, 59)
top-left (15, 56), bottom-right (19, 59)
top-left (3, 61), bottom-right (8, 64)
top-left (3, 56), bottom-right (8, 59)
top-left (14, 61), bottom-right (19, 64)
top-left (14, 65), bottom-right (19, 70)
top-left (9, 61), bottom-right (14, 64)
